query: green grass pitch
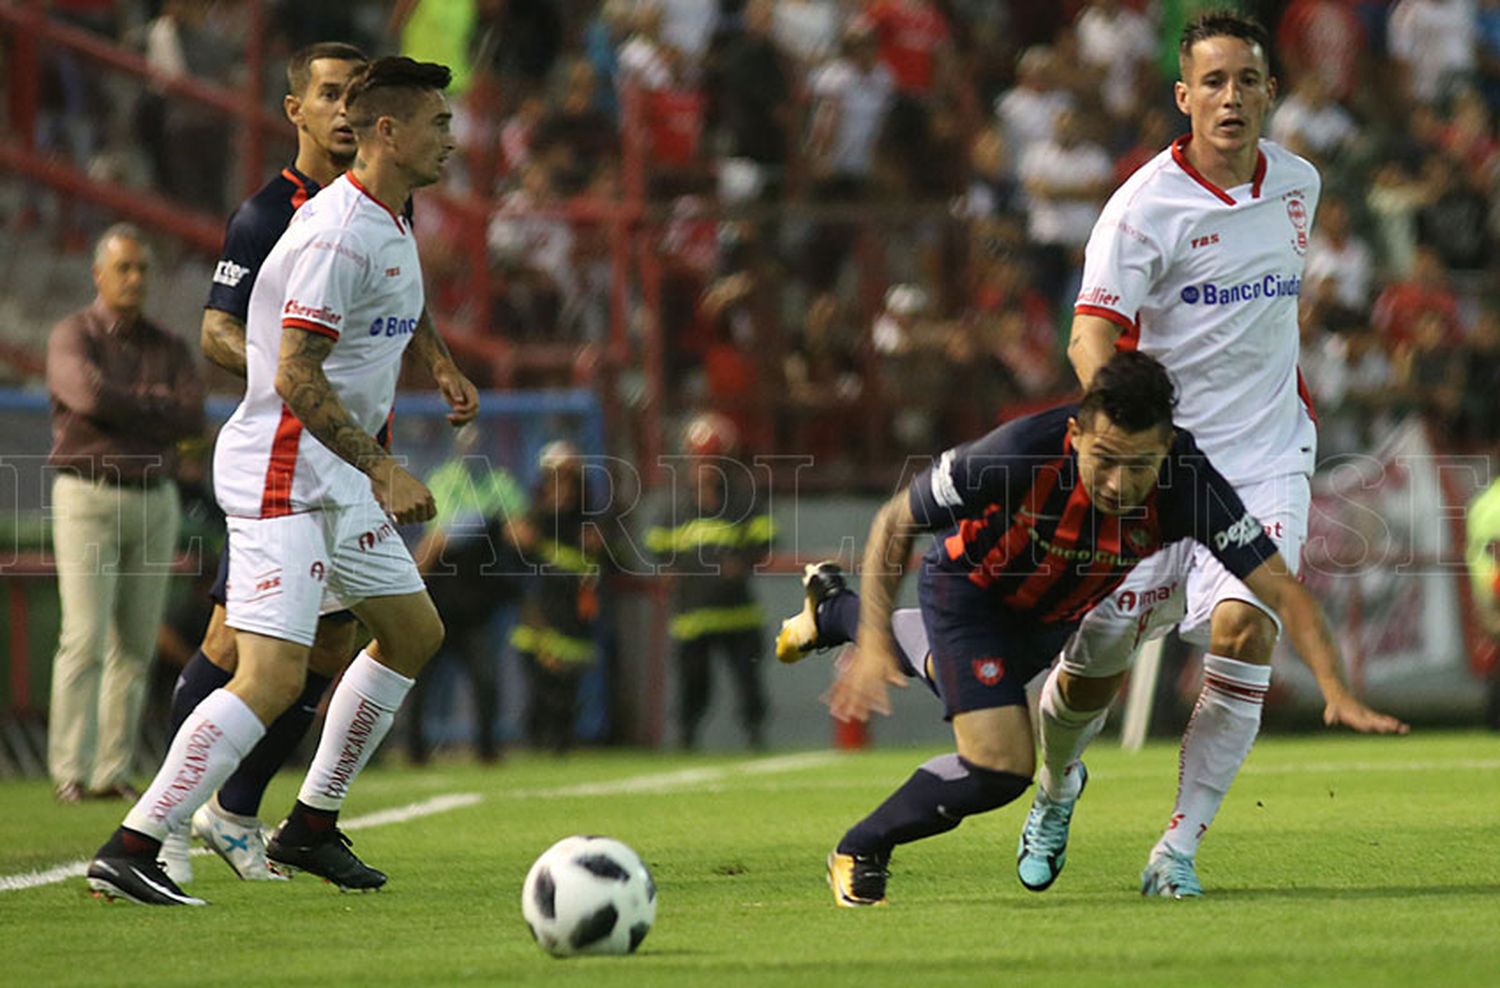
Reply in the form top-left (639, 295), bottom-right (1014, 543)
top-left (2, 731), bottom-right (1497, 987)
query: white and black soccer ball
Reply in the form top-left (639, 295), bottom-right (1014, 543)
top-left (521, 836), bottom-right (657, 957)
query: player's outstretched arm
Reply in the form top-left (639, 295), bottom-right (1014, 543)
top-left (201, 308), bottom-right (249, 377)
top-left (1067, 313), bottom-right (1123, 390)
top-left (1243, 554), bottom-right (1410, 735)
top-left (275, 327), bottom-right (435, 524)
top-left (411, 307), bottom-right (479, 426)
top-left (828, 492), bottom-right (923, 723)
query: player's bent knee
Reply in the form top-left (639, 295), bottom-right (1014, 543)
top-left (1058, 669), bottom-right (1125, 712)
top-left (307, 620), bottom-right (360, 678)
top-left (200, 607), bottom-right (239, 670)
top-left (228, 662), bottom-right (305, 723)
top-left (1208, 601), bottom-right (1277, 662)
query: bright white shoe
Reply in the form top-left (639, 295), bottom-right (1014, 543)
top-left (191, 798), bottom-right (287, 881)
top-left (1140, 847), bottom-right (1203, 899)
top-left (159, 825), bottom-right (193, 886)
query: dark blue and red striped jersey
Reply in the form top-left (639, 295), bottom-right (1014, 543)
top-left (908, 404), bottom-right (1278, 626)
top-left (205, 165), bottom-right (322, 322)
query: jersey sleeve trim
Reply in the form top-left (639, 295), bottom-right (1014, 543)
top-left (281, 317), bottom-right (341, 340)
top-left (1074, 304), bottom-right (1136, 334)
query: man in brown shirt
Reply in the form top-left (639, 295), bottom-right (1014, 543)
top-left (46, 223), bottom-right (204, 802)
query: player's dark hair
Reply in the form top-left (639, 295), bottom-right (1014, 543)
top-left (344, 57), bottom-right (452, 133)
top-left (1078, 351), bottom-right (1177, 435)
top-left (1179, 9), bottom-right (1270, 66)
top-left (286, 42), bottom-right (368, 97)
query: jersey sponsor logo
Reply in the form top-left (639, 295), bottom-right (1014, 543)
top-left (1026, 525), bottom-right (1134, 567)
top-left (1179, 273), bottom-right (1301, 306)
top-left (1115, 581), bottom-right (1180, 613)
top-left (1077, 285), bottom-right (1122, 308)
top-left (972, 657), bottom-right (1005, 686)
top-left (369, 315), bottom-right (418, 338)
top-left (1284, 191), bottom-right (1309, 255)
top-left (1214, 512), bottom-right (1262, 552)
top-left (356, 522), bottom-right (396, 551)
top-left (213, 259), bottom-right (250, 287)
top-left (1190, 233), bottom-right (1220, 250)
top-left (283, 298), bottom-right (344, 325)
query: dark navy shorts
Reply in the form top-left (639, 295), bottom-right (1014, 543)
top-left (918, 567), bottom-right (1074, 719)
top-left (208, 543), bottom-right (358, 623)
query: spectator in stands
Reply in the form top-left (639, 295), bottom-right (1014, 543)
top-left (805, 21), bottom-right (895, 296)
top-left (1372, 244), bottom-right (1463, 349)
top-left (1277, 0), bottom-right (1366, 105)
top-left (1415, 152), bottom-right (1492, 273)
top-left (470, 0), bottom-right (564, 92)
top-left (45, 224), bottom-right (204, 803)
top-left (1018, 106), bottom-right (1114, 305)
top-left (499, 93), bottom-right (547, 177)
top-left (534, 59), bottom-right (619, 195)
top-left (994, 46), bottom-right (1075, 179)
top-left (1394, 309), bottom-right (1467, 429)
top-left (142, 0), bottom-right (236, 212)
top-left (1303, 311), bottom-right (1396, 460)
top-left (408, 424), bottom-right (530, 765)
top-left (1388, 0), bottom-right (1478, 107)
top-left (717, 0), bottom-right (794, 202)
top-left (1113, 106), bottom-right (1173, 185)
top-left (1479, 0), bottom-right (1500, 111)
top-left (1456, 305), bottom-right (1500, 443)
top-left (487, 162), bottom-right (577, 340)
top-left (773, 0), bottom-right (842, 77)
top-left (865, 0), bottom-right (955, 194)
top-left (1365, 156), bottom-right (1428, 275)
top-left (619, 2), bottom-right (678, 91)
top-left (1439, 87), bottom-right (1500, 174)
top-left (1304, 194), bottom-right (1375, 313)
top-left (655, 0), bottom-right (720, 80)
top-left (1074, 0), bottom-right (1158, 123)
top-left (958, 124), bottom-right (1019, 220)
top-left (1268, 73), bottom-right (1359, 163)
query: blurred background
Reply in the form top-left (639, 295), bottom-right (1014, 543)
top-left (0, 0), bottom-right (1497, 774)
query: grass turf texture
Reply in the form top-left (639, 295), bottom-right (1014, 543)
top-left (2, 732), bottom-right (1497, 987)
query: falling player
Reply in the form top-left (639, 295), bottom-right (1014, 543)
top-left (775, 351), bottom-right (1404, 907)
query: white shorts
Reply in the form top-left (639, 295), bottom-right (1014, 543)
top-left (1060, 474), bottom-right (1310, 679)
top-left (225, 498), bottom-right (425, 647)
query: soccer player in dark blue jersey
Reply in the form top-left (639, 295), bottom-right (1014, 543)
top-left (778, 352), bottom-right (1404, 907)
top-left (163, 42), bottom-right (477, 885)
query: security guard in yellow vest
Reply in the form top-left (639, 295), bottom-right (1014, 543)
top-left (647, 414), bottom-right (774, 749)
top-left (511, 441), bottom-right (603, 753)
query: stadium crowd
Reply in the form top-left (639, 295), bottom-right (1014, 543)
top-left (22, 0), bottom-right (1500, 468)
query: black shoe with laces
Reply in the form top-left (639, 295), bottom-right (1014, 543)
top-left (827, 849), bottom-right (889, 907)
top-left (87, 829), bottom-right (206, 906)
top-left (775, 561), bottom-right (850, 663)
top-left (266, 822), bottom-right (387, 891)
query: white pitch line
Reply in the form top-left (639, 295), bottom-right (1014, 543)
top-left (0, 791), bottom-right (482, 894)
top-left (501, 751), bottom-right (840, 799)
top-left (0, 752), bottom-right (841, 893)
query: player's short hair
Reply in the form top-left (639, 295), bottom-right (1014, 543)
top-left (286, 42), bottom-right (368, 97)
top-left (344, 56), bottom-right (452, 134)
top-left (1078, 351), bottom-right (1177, 435)
top-left (1178, 9), bottom-right (1270, 71)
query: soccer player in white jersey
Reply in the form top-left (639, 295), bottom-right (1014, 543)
top-left (1013, 10), bottom-right (1407, 900)
top-left (86, 56), bottom-right (475, 905)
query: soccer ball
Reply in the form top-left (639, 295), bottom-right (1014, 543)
top-left (521, 836), bottom-right (657, 957)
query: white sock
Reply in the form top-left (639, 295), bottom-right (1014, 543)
top-left (123, 690), bottom-right (266, 841)
top-left (1155, 653), bottom-right (1270, 858)
top-left (1037, 662), bottom-right (1109, 801)
top-left (297, 651), bottom-right (413, 812)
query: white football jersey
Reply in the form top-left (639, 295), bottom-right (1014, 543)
top-left (214, 173), bottom-right (424, 517)
top-left (1076, 137), bottom-right (1320, 484)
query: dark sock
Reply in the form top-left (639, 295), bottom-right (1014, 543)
top-left (216, 671), bottom-right (332, 818)
top-left (278, 799), bottom-right (339, 843)
top-left (817, 590), bottom-right (923, 678)
top-left (167, 650), bottom-right (233, 740)
top-left (837, 754), bottom-right (1030, 857)
top-left (815, 591), bottom-right (860, 645)
top-left (98, 826), bottom-right (161, 860)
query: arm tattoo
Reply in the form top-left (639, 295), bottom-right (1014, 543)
top-left (276, 329), bottom-right (389, 474)
top-left (201, 310), bottom-right (249, 377)
top-left (409, 308), bottom-right (457, 377)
